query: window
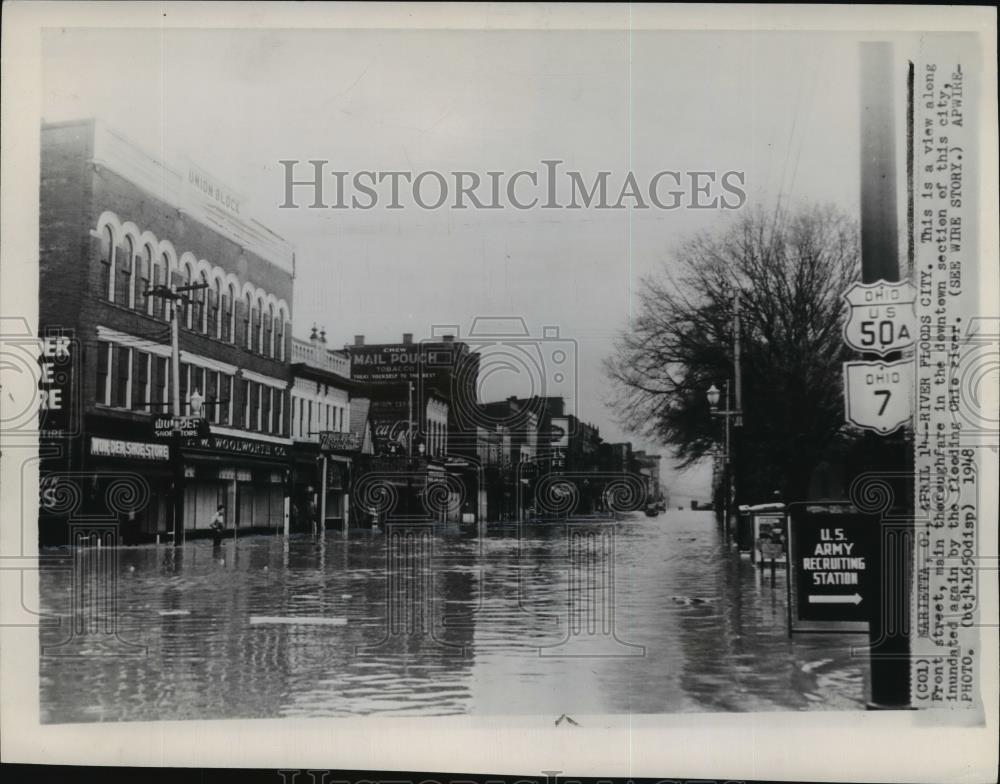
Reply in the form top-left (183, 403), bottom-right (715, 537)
top-left (131, 352), bottom-right (149, 412)
top-left (277, 392), bottom-right (285, 436)
top-left (207, 371), bottom-right (219, 424)
top-left (296, 397), bottom-right (303, 439)
top-left (243, 294), bottom-right (253, 349)
top-left (181, 262), bottom-right (194, 328)
top-left (241, 379), bottom-right (252, 430)
top-left (191, 272), bottom-right (206, 333)
top-left (251, 298), bottom-right (262, 353)
top-left (116, 237), bottom-right (134, 307)
top-left (222, 285), bottom-right (234, 342)
top-left (153, 356), bottom-right (169, 412)
top-left (208, 280), bottom-right (220, 337)
top-left (275, 315), bottom-right (284, 360)
top-left (112, 345), bottom-right (130, 408)
top-left (152, 254), bottom-right (168, 319)
top-left (307, 400), bottom-right (313, 439)
top-left (191, 367), bottom-right (205, 410)
top-left (179, 362), bottom-right (190, 411)
top-left (96, 341), bottom-right (111, 405)
top-left (249, 382), bottom-right (260, 431)
top-left (135, 245), bottom-right (150, 313)
top-left (98, 227), bottom-right (113, 301)
top-left (261, 387), bottom-right (272, 434)
top-left (264, 305), bottom-right (274, 357)
top-left (221, 375), bottom-right (233, 427)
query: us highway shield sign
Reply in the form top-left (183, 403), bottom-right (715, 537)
top-left (842, 279), bottom-right (917, 357)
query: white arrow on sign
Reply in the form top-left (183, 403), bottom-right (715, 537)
top-left (843, 359), bottom-right (913, 435)
top-left (808, 594), bottom-right (862, 605)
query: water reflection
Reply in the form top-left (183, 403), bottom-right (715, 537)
top-left (39, 511), bottom-right (867, 722)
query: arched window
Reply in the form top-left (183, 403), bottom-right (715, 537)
top-left (244, 293), bottom-right (253, 349)
top-left (151, 252), bottom-right (168, 319)
top-left (182, 262), bottom-right (194, 328)
top-left (209, 279), bottom-right (221, 337)
top-left (264, 305), bottom-right (274, 357)
top-left (98, 226), bottom-right (113, 301)
top-left (192, 271), bottom-right (207, 332)
top-left (273, 312), bottom-right (283, 360)
top-left (223, 284), bottom-right (234, 342)
top-left (276, 313), bottom-right (285, 361)
top-left (114, 237), bottom-right (133, 305)
top-left (134, 244), bottom-right (150, 313)
top-left (255, 297), bottom-right (264, 354)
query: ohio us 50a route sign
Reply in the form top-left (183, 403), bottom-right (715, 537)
top-left (843, 359), bottom-right (913, 435)
top-left (842, 279), bottom-right (917, 357)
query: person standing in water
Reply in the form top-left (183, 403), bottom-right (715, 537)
top-left (210, 504), bottom-right (225, 548)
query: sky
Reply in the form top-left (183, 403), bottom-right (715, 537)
top-left (41, 26), bottom-right (869, 504)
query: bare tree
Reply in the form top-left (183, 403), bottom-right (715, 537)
top-left (606, 203), bottom-right (861, 502)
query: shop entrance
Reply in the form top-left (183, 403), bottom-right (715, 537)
top-left (235, 472), bottom-right (285, 532)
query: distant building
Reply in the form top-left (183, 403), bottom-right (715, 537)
top-left (289, 327), bottom-right (360, 531)
top-left (632, 451), bottom-right (664, 505)
top-left (345, 332), bottom-right (479, 457)
top-left (344, 333), bottom-right (481, 524)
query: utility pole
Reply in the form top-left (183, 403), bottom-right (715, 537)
top-left (406, 381), bottom-right (415, 521)
top-left (320, 452), bottom-right (328, 535)
top-left (731, 291), bottom-right (743, 541)
top-left (407, 381), bottom-right (414, 458)
top-left (146, 281), bottom-right (208, 547)
top-left (859, 41), bottom-right (911, 709)
top-left (170, 299), bottom-right (181, 417)
top-left (733, 291), bottom-right (743, 427)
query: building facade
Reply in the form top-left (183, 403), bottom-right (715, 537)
top-left (39, 119), bottom-right (294, 544)
top-left (289, 328), bottom-right (359, 531)
top-left (346, 333), bottom-right (480, 525)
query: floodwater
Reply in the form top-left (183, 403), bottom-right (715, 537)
top-left (38, 511), bottom-right (869, 722)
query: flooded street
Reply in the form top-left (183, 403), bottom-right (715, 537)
top-left (39, 511), bottom-right (869, 722)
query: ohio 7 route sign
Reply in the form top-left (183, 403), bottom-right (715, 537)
top-left (842, 279), bottom-right (917, 356)
top-left (843, 359), bottom-right (913, 435)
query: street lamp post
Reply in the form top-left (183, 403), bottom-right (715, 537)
top-left (707, 381), bottom-right (740, 540)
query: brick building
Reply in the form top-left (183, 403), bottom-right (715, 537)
top-left (39, 119), bottom-right (294, 544)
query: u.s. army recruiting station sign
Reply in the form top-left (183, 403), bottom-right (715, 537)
top-left (787, 503), bottom-right (875, 633)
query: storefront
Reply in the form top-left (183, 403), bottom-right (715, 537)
top-left (290, 431), bottom-right (358, 532)
top-left (37, 413), bottom-right (175, 545)
top-left (181, 432), bottom-right (291, 535)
